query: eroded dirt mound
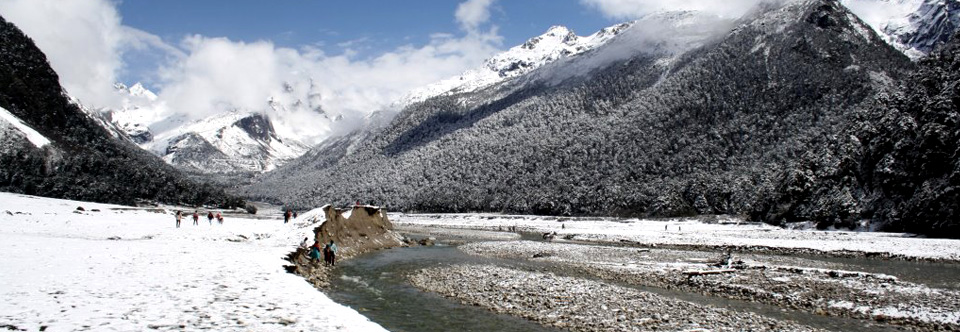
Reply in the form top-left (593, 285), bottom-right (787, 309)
top-left (313, 205), bottom-right (405, 258)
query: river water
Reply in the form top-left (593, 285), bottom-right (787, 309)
top-left (327, 235), bottom-right (955, 332)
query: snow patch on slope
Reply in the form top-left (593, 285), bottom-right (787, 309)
top-left (0, 105), bottom-right (51, 148)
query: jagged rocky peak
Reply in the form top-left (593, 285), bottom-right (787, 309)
top-left (522, 26), bottom-right (577, 49)
top-left (844, 0), bottom-right (960, 59)
top-left (485, 24), bottom-right (631, 77)
top-left (234, 113), bottom-right (275, 142)
top-left (890, 0), bottom-right (960, 54)
top-left (114, 82), bottom-right (158, 100)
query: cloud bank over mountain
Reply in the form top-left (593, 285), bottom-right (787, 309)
top-left (0, 0), bottom-right (503, 144)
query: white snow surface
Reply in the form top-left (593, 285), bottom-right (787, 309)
top-left (104, 84), bottom-right (311, 173)
top-left (0, 192), bottom-right (385, 331)
top-left (0, 105), bottom-right (51, 148)
top-left (842, 0), bottom-right (947, 59)
top-left (392, 213), bottom-right (960, 261)
top-left (148, 111), bottom-right (308, 171)
top-left (394, 24), bottom-right (632, 107)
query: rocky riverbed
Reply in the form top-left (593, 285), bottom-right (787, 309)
top-left (409, 264), bottom-right (826, 332)
top-left (457, 240), bottom-right (960, 331)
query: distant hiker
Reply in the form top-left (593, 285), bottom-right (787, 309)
top-left (284, 210), bottom-right (292, 224)
top-left (293, 211), bottom-right (298, 219)
top-left (175, 210), bottom-right (182, 228)
top-left (207, 211), bottom-right (214, 225)
top-left (324, 240), bottom-right (338, 266)
top-left (309, 241), bottom-right (322, 263)
top-left (216, 212), bottom-right (223, 224)
top-left (192, 211), bottom-right (199, 225)
top-left (664, 225), bottom-right (667, 231)
top-left (542, 231), bottom-right (557, 241)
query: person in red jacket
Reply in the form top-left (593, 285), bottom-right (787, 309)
top-left (192, 211), bottom-right (199, 225)
top-left (216, 212), bottom-right (223, 224)
top-left (207, 211), bottom-right (214, 225)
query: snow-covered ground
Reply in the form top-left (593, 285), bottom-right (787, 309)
top-left (391, 213), bottom-right (960, 262)
top-left (0, 192), bottom-right (385, 331)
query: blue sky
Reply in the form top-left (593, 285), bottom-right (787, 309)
top-left (117, 1), bottom-right (613, 57)
top-left (115, 0), bottom-right (615, 85)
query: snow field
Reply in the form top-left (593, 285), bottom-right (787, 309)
top-left (0, 192), bottom-right (385, 331)
top-left (391, 213), bottom-right (960, 261)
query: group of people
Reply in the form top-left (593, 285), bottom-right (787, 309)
top-left (303, 237), bottom-right (338, 266)
top-left (283, 210), bottom-right (298, 223)
top-left (174, 210), bottom-right (224, 228)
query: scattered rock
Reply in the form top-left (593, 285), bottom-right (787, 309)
top-left (76, 206), bottom-right (85, 211)
top-left (418, 237), bottom-right (436, 246)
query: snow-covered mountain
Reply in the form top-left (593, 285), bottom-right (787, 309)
top-left (96, 83), bottom-right (312, 175)
top-left (845, 0), bottom-right (960, 59)
top-left (395, 23), bottom-right (632, 107)
top-left (147, 111), bottom-right (308, 174)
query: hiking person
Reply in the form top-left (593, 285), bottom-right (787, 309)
top-left (192, 210), bottom-right (199, 225)
top-left (293, 211), bottom-right (298, 219)
top-left (207, 211), bottom-right (214, 225)
top-left (309, 240), bottom-right (322, 263)
top-left (324, 240), bottom-right (339, 266)
top-left (175, 210), bottom-right (182, 228)
top-left (216, 212), bottom-right (223, 224)
top-left (284, 210), bottom-right (291, 224)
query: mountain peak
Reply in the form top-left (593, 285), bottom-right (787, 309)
top-left (395, 21), bottom-right (633, 107)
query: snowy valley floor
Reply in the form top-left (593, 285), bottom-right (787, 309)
top-left (0, 193), bottom-right (385, 331)
top-left (6, 192), bottom-right (960, 332)
top-left (394, 213), bottom-right (960, 331)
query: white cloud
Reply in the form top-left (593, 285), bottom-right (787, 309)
top-left (0, 0), bottom-right (505, 145)
top-left (579, 0), bottom-right (764, 19)
top-left (456, 0), bottom-right (497, 33)
top-left (0, 0), bottom-right (126, 108)
top-left (151, 32), bottom-right (501, 142)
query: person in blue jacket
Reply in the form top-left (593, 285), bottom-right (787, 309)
top-left (308, 240), bottom-right (322, 263)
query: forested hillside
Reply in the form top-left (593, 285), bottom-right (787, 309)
top-left (0, 16), bottom-right (243, 208)
top-left (245, 0), bottom-right (958, 237)
top-left (846, 33), bottom-right (960, 237)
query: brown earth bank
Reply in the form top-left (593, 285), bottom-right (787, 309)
top-left (286, 205), bottom-right (409, 288)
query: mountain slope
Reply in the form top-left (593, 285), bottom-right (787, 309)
top-left (94, 84), bottom-right (310, 176)
top-left (0, 15), bottom-right (243, 208)
top-left (846, 0), bottom-right (960, 58)
top-left (245, 0), bottom-right (916, 228)
top-left (395, 23), bottom-right (632, 107)
top-left (846, 30), bottom-right (960, 237)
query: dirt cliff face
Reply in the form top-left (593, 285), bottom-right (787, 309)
top-left (314, 205), bottom-right (405, 258)
top-left (286, 205), bottom-right (407, 288)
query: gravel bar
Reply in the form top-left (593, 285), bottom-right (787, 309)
top-left (410, 264), bottom-right (825, 332)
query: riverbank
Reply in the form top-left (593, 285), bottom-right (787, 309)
top-left (460, 240), bottom-right (960, 331)
top-left (392, 213), bottom-right (960, 262)
top-left (391, 214), bottom-right (960, 331)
